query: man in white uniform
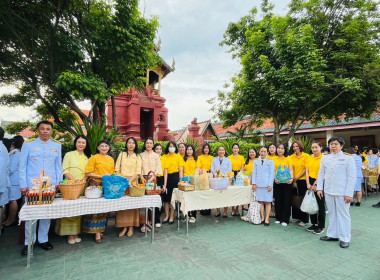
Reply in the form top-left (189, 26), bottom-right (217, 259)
top-left (317, 137), bottom-right (355, 248)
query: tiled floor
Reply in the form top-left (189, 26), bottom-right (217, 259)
top-left (1, 195), bottom-right (380, 280)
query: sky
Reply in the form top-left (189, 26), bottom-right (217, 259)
top-left (0, 0), bottom-right (290, 131)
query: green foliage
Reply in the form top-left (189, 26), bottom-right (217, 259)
top-left (72, 119), bottom-right (122, 155)
top-left (3, 121), bottom-right (33, 135)
top-left (186, 138), bottom-right (201, 154)
top-left (212, 0), bottom-right (380, 145)
top-left (0, 0), bottom-right (161, 133)
top-left (291, 136), bottom-right (313, 154)
top-left (209, 141), bottom-right (262, 157)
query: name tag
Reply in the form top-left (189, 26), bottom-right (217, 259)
top-left (34, 147), bottom-right (40, 151)
top-left (50, 149), bottom-right (57, 152)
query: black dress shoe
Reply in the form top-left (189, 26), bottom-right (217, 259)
top-left (340, 241), bottom-right (349, 248)
top-left (168, 220), bottom-right (174, 225)
top-left (355, 202), bottom-right (361, 207)
top-left (21, 245), bottom-right (28, 256)
top-left (37, 241), bottom-right (53, 250)
top-left (222, 215), bottom-right (228, 218)
top-left (264, 223), bottom-right (269, 226)
top-left (320, 236), bottom-right (339, 241)
top-left (162, 219), bottom-right (169, 224)
top-left (372, 202), bottom-right (380, 208)
top-left (214, 213), bottom-right (221, 217)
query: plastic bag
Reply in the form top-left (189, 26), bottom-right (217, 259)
top-left (191, 170), bottom-right (202, 190)
top-left (102, 175), bottom-right (129, 199)
top-left (199, 169), bottom-right (209, 190)
top-left (276, 164), bottom-right (291, 183)
top-left (300, 190), bottom-right (319, 214)
top-left (247, 191), bottom-right (261, 224)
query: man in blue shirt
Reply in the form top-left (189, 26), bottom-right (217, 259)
top-left (19, 121), bottom-right (62, 255)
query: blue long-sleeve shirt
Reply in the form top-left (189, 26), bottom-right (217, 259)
top-left (211, 157), bottom-right (232, 176)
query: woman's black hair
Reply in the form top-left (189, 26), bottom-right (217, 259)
top-left (245, 148), bottom-right (257, 164)
top-left (232, 142), bottom-right (240, 151)
top-left (125, 137), bottom-right (139, 156)
top-left (153, 143), bottom-right (162, 153)
top-left (322, 146), bottom-right (330, 154)
top-left (96, 139), bottom-right (111, 154)
top-left (267, 143), bottom-right (277, 156)
top-left (141, 137), bottom-right (154, 152)
top-left (201, 143), bottom-right (211, 155)
top-left (73, 135), bottom-right (92, 158)
top-left (370, 148), bottom-right (378, 154)
top-left (11, 135), bottom-right (24, 150)
top-left (184, 144), bottom-right (198, 162)
top-left (277, 143), bottom-right (288, 157)
top-left (311, 141), bottom-right (323, 148)
top-left (165, 141), bottom-right (178, 154)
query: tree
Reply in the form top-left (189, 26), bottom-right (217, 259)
top-left (210, 0), bottom-right (380, 145)
top-left (0, 0), bottom-right (161, 135)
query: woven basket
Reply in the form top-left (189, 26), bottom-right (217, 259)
top-left (178, 183), bottom-right (195, 192)
top-left (129, 175), bottom-right (146, 197)
top-left (58, 167), bottom-right (86, 200)
top-left (145, 171), bottom-right (162, 195)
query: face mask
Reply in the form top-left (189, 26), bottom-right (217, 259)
top-left (169, 147), bottom-right (176, 153)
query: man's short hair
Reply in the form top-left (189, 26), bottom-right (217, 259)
top-left (36, 120), bottom-right (53, 129)
top-left (328, 137), bottom-right (345, 146)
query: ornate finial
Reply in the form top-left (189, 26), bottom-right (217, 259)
top-left (172, 58), bottom-right (175, 70)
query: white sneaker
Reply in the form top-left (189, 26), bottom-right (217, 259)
top-left (298, 222), bottom-right (306, 227)
top-left (281, 222), bottom-right (288, 227)
top-left (155, 223), bottom-right (161, 228)
top-left (189, 217), bottom-right (196, 223)
top-left (275, 220), bottom-right (280, 224)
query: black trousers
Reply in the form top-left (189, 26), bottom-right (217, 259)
top-left (308, 178), bottom-right (326, 228)
top-left (189, 211), bottom-right (197, 218)
top-left (292, 179), bottom-right (309, 223)
top-left (274, 183), bottom-right (292, 223)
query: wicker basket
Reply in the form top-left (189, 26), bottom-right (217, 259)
top-left (58, 167), bottom-right (86, 200)
top-left (145, 171), bottom-right (162, 195)
top-left (178, 181), bottom-right (195, 191)
top-left (129, 175), bottom-right (146, 197)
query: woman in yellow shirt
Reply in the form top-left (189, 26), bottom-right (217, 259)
top-left (115, 137), bottom-right (142, 238)
top-left (197, 143), bottom-right (213, 172)
top-left (267, 143), bottom-right (278, 160)
top-left (228, 143), bottom-right (245, 216)
top-left (183, 145), bottom-right (199, 222)
top-left (305, 141), bottom-right (325, 234)
top-left (153, 143), bottom-right (168, 227)
top-left (197, 143), bottom-right (214, 216)
top-left (55, 135), bottom-right (90, 244)
top-left (289, 140), bottom-right (310, 227)
top-left (83, 140), bottom-right (115, 243)
top-left (273, 144), bottom-right (294, 226)
top-left (244, 148), bottom-right (257, 173)
top-left (162, 141), bottom-right (184, 224)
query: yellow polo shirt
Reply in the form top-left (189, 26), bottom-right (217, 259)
top-left (289, 152), bottom-right (310, 180)
top-left (306, 154), bottom-right (323, 179)
top-left (162, 153), bottom-right (185, 174)
top-left (196, 154), bottom-right (213, 172)
top-left (228, 155), bottom-right (245, 171)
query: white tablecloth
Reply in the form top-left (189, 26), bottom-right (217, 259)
top-left (171, 186), bottom-right (253, 213)
top-left (19, 195), bottom-right (162, 221)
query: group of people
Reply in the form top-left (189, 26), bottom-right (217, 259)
top-left (0, 120), bottom-right (379, 255)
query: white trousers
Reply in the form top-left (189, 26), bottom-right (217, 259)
top-left (325, 194), bottom-right (351, 242)
top-left (24, 219), bottom-right (50, 245)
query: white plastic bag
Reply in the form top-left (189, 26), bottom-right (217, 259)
top-left (247, 191), bottom-right (261, 224)
top-left (301, 190), bottom-right (319, 215)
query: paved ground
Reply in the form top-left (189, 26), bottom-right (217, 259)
top-left (1, 195), bottom-right (380, 280)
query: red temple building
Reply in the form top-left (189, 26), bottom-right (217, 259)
top-left (106, 61), bottom-right (175, 141)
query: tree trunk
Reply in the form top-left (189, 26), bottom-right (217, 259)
top-left (111, 95), bottom-right (119, 132)
top-left (272, 116), bottom-right (281, 146)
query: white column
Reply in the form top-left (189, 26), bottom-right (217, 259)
top-left (326, 130), bottom-right (334, 143)
top-left (260, 136), bottom-right (265, 146)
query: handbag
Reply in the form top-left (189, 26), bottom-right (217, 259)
top-left (276, 164), bottom-right (291, 183)
top-left (301, 190), bottom-right (319, 214)
top-left (292, 187), bottom-right (303, 209)
top-left (247, 191), bottom-right (261, 224)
